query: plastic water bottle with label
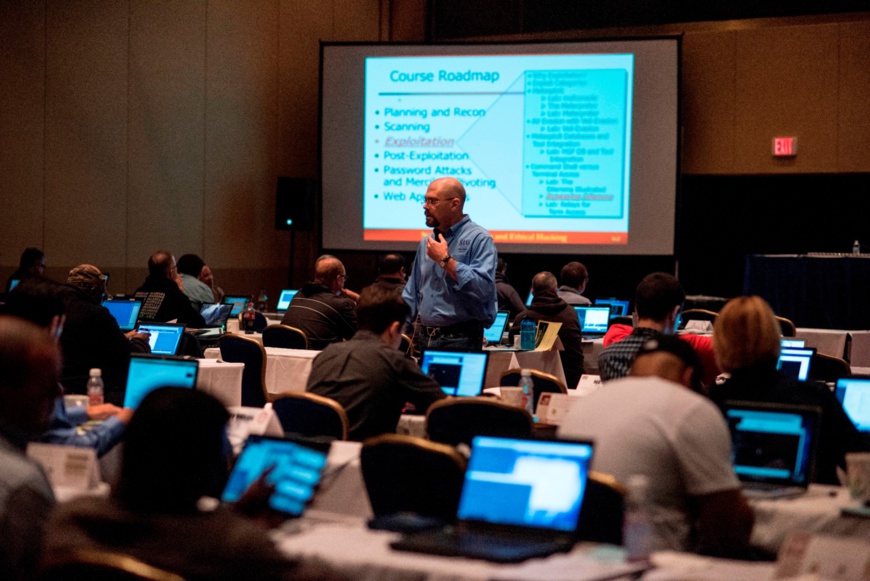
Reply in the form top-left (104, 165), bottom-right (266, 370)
top-left (87, 368), bottom-right (104, 406)
top-left (519, 368), bottom-right (535, 418)
top-left (623, 474), bottom-right (653, 562)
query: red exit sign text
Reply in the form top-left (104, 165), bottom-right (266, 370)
top-left (772, 137), bottom-right (797, 156)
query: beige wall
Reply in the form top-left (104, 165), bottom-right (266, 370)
top-left (0, 0), bottom-right (383, 299)
top-left (3, 3), bottom-right (870, 296)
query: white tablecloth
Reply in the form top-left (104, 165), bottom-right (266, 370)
top-left (485, 349), bottom-right (567, 387)
top-left (203, 346), bottom-right (321, 396)
top-left (195, 358), bottom-right (244, 407)
top-left (309, 441), bottom-right (372, 518)
top-left (796, 328), bottom-right (849, 360)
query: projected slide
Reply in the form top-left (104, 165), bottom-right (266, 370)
top-left (362, 54), bottom-right (634, 245)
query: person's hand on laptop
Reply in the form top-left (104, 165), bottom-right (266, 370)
top-left (234, 465), bottom-right (286, 528)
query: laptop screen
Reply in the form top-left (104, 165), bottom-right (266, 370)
top-left (836, 376), bottom-right (870, 432)
top-left (8, 278), bottom-right (21, 291)
top-left (725, 403), bottom-right (818, 487)
top-left (123, 355), bottom-right (199, 409)
top-left (525, 290), bottom-right (533, 307)
top-left (276, 289), bottom-right (298, 311)
top-left (574, 306), bottom-right (611, 335)
top-left (420, 350), bottom-right (489, 397)
top-left (458, 436), bottom-right (594, 532)
top-left (136, 323), bottom-right (185, 355)
top-left (777, 347), bottom-right (815, 381)
top-left (222, 296), bottom-right (251, 317)
top-left (221, 435), bottom-right (328, 515)
top-left (200, 303), bottom-right (233, 327)
top-left (102, 298), bottom-right (143, 332)
top-left (594, 298), bottom-right (630, 318)
top-left (780, 338), bottom-right (806, 349)
top-left (484, 311), bottom-right (509, 344)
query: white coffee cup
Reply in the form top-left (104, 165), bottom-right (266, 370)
top-left (63, 394), bottom-right (90, 409)
top-left (846, 452), bottom-right (870, 502)
top-left (513, 335), bottom-right (522, 349)
top-left (499, 387), bottom-right (524, 408)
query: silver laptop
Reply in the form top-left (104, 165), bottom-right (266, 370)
top-left (123, 354), bottom-right (199, 409)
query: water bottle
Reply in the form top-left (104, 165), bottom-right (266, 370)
top-left (853, 240), bottom-right (861, 255)
top-left (623, 474), bottom-right (653, 562)
top-left (519, 369), bottom-right (535, 417)
top-left (520, 318), bottom-right (536, 350)
top-left (87, 368), bottom-right (104, 406)
top-left (242, 302), bottom-right (257, 334)
top-left (256, 288), bottom-right (268, 312)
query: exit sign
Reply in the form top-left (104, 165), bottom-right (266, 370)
top-left (772, 137), bottom-right (797, 156)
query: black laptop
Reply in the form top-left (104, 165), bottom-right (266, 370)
top-left (102, 298), bottom-right (144, 332)
top-left (123, 354), bottom-right (199, 409)
top-left (835, 376), bottom-right (870, 433)
top-left (391, 436), bottom-right (594, 563)
top-left (574, 305), bottom-right (611, 339)
top-left (420, 350), bottom-right (489, 397)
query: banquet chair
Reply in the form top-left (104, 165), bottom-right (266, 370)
top-left (361, 434), bottom-right (467, 521)
top-left (218, 334), bottom-right (270, 407)
top-left (261, 324), bottom-right (308, 349)
top-left (609, 315), bottom-right (634, 328)
top-left (425, 398), bottom-right (533, 447)
top-left (775, 315), bottom-right (797, 337)
top-left (679, 308), bottom-right (718, 330)
top-left (808, 352), bottom-right (851, 383)
top-left (500, 368), bottom-right (568, 404)
top-left (271, 391), bottom-right (348, 440)
top-left (575, 471), bottom-right (626, 544)
top-left (398, 333), bottom-right (413, 356)
top-left (39, 548), bottom-right (185, 581)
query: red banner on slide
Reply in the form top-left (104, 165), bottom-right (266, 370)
top-left (364, 229), bottom-right (628, 244)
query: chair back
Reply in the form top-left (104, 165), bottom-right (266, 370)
top-left (361, 434), bottom-right (467, 521)
top-left (218, 334), bottom-right (270, 407)
top-left (500, 368), bottom-right (568, 404)
top-left (271, 391), bottom-right (348, 440)
top-left (775, 315), bottom-right (797, 337)
top-left (575, 471), bottom-right (625, 544)
top-left (609, 315), bottom-right (634, 328)
top-left (425, 398), bottom-right (533, 447)
top-left (809, 352), bottom-right (851, 383)
top-left (398, 334), bottom-right (413, 356)
top-left (680, 308), bottom-right (718, 330)
top-left (39, 549), bottom-right (185, 581)
top-left (262, 324), bottom-right (309, 349)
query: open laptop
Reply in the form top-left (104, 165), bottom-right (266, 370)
top-left (574, 305), bottom-right (611, 338)
top-left (391, 436), bottom-right (594, 563)
top-left (483, 311), bottom-right (509, 345)
top-left (777, 347), bottom-right (816, 380)
top-left (724, 401), bottom-right (820, 499)
top-left (835, 376), bottom-right (870, 433)
top-left (420, 350), bottom-right (489, 397)
top-left (594, 297), bottom-right (631, 318)
top-left (222, 295), bottom-right (252, 317)
top-left (221, 434), bottom-right (329, 516)
top-left (524, 290), bottom-right (533, 307)
top-left (102, 298), bottom-right (144, 332)
top-left (136, 322), bottom-right (186, 356)
top-left (275, 289), bottom-right (299, 313)
top-left (123, 354), bottom-right (199, 409)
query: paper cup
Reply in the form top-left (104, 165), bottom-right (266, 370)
top-left (64, 394), bottom-right (90, 409)
top-left (846, 452), bottom-right (870, 502)
top-left (513, 335), bottom-right (522, 349)
top-left (500, 387), bottom-right (524, 408)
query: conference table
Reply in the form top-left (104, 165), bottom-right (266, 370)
top-left (194, 358), bottom-right (244, 407)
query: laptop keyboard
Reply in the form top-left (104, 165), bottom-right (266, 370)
top-left (392, 529), bottom-right (572, 563)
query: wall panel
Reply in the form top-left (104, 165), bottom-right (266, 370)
top-left (838, 21), bottom-right (870, 172)
top-left (44, 0), bottom-right (129, 268)
top-left (0, 0), bottom-right (45, 266)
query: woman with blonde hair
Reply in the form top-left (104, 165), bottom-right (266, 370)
top-left (710, 296), bottom-right (867, 485)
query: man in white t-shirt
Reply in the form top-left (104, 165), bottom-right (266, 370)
top-left (558, 335), bottom-right (753, 556)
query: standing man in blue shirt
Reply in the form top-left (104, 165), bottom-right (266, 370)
top-left (403, 177), bottom-right (497, 352)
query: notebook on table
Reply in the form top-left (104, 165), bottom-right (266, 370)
top-left (574, 306), bottom-right (611, 339)
top-left (835, 376), bottom-right (870, 433)
top-left (724, 400), bottom-right (820, 499)
top-left (123, 354), bottom-right (199, 409)
top-left (221, 434), bottom-right (329, 516)
top-left (222, 295), bottom-right (252, 317)
top-left (136, 322), bottom-right (186, 356)
top-left (483, 311), bottom-right (509, 345)
top-left (391, 436), bottom-right (595, 563)
top-left (777, 347), bottom-right (816, 381)
top-left (420, 350), bottom-right (489, 397)
top-left (594, 298), bottom-right (631, 318)
top-left (101, 298), bottom-right (144, 332)
top-left (275, 289), bottom-right (299, 313)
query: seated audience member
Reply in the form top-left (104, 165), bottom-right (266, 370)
top-left (495, 258), bottom-right (525, 318)
top-left (5, 277), bottom-right (132, 455)
top-left (45, 387), bottom-right (338, 581)
top-left (59, 266), bottom-right (150, 402)
top-left (177, 254), bottom-right (217, 311)
top-left (134, 250), bottom-right (205, 327)
top-left (281, 255), bottom-right (357, 350)
top-left (598, 272), bottom-right (718, 386)
top-left (510, 271), bottom-right (585, 389)
top-left (0, 316), bottom-right (62, 580)
top-left (373, 253), bottom-right (407, 293)
top-left (556, 261), bottom-right (592, 306)
top-left (710, 296), bottom-right (868, 485)
top-left (306, 285), bottom-right (446, 441)
top-left (4, 247), bottom-right (45, 293)
top-left (199, 263), bottom-right (224, 303)
top-left (559, 335), bottom-right (753, 556)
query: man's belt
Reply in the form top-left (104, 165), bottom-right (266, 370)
top-left (421, 320), bottom-right (484, 338)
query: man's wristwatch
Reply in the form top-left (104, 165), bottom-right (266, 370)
top-left (440, 255), bottom-right (452, 268)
